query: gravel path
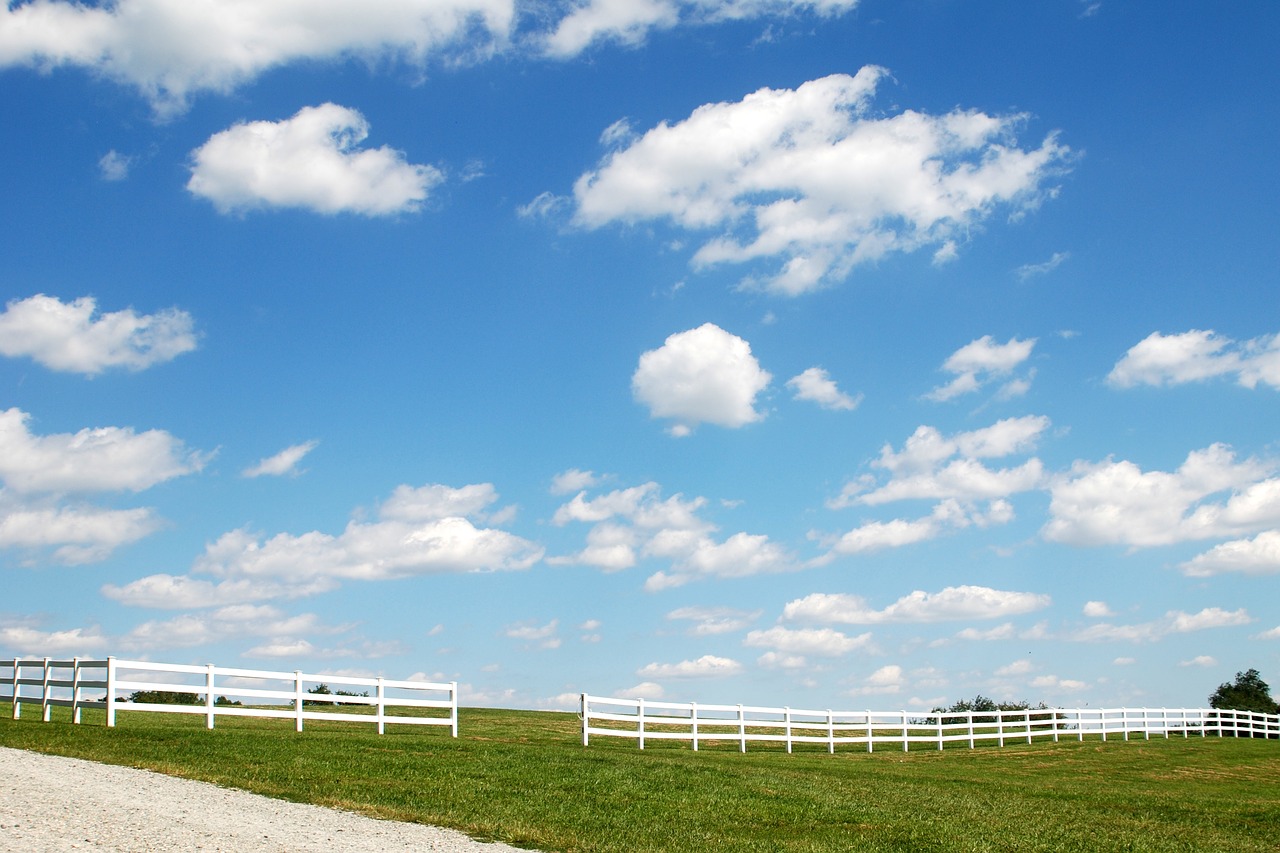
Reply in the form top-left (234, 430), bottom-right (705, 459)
top-left (0, 746), bottom-right (536, 852)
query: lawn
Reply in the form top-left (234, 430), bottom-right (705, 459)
top-left (2, 706), bottom-right (1277, 852)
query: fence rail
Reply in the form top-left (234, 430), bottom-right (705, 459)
top-left (580, 694), bottom-right (1280, 753)
top-left (3, 657), bottom-right (457, 736)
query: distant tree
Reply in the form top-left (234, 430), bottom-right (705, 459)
top-left (1209, 669), bottom-right (1279, 715)
top-left (214, 695), bottom-right (242, 706)
top-left (303, 683), bottom-right (334, 706)
top-left (127, 690), bottom-right (200, 705)
top-left (930, 695), bottom-right (1053, 725)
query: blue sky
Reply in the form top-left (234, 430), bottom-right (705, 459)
top-left (1, 0), bottom-right (1278, 712)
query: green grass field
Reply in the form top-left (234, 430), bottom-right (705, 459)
top-left (2, 706), bottom-right (1277, 852)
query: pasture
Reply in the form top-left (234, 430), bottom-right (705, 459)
top-left (1, 707), bottom-right (1277, 852)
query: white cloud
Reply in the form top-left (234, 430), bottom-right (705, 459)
top-left (1014, 251), bottom-right (1069, 281)
top-left (614, 681), bottom-right (665, 700)
top-left (103, 483), bottom-right (543, 608)
top-left (632, 323), bottom-right (771, 435)
top-left (848, 664), bottom-right (904, 695)
top-left (744, 625), bottom-right (873, 657)
top-left (551, 479), bottom-right (794, 588)
top-left (0, 294), bottom-right (196, 375)
top-left (666, 605), bottom-right (761, 636)
top-left (0, 503), bottom-right (162, 565)
top-left (1043, 444), bottom-right (1280, 547)
top-left (925, 336), bottom-right (1037, 402)
top-left (1082, 600), bottom-right (1114, 618)
top-left (1178, 655), bottom-right (1217, 668)
top-left (830, 416), bottom-right (1050, 508)
top-left (541, 0), bottom-right (857, 58)
top-left (0, 621), bottom-right (108, 656)
top-left (505, 619), bottom-right (561, 649)
top-left (98, 150), bottom-right (133, 181)
top-left (637, 654), bottom-right (744, 679)
top-left (994, 659), bottom-right (1034, 677)
top-left (242, 440), bottom-right (319, 478)
top-left (756, 651), bottom-right (808, 670)
top-left (1108, 329), bottom-right (1280, 390)
top-left (0, 0), bottom-right (514, 116)
top-left (0, 408), bottom-right (208, 494)
top-left (783, 586), bottom-right (1050, 624)
top-left (1070, 607), bottom-right (1252, 643)
top-left (1181, 530), bottom-right (1280, 577)
top-left (814, 498), bottom-right (1014, 562)
top-left (1257, 627), bottom-right (1280, 640)
top-left (550, 468), bottom-right (600, 495)
top-left (786, 367), bottom-right (861, 411)
top-left (188, 104), bottom-right (442, 216)
top-left (573, 69), bottom-right (1070, 295)
top-left (121, 604), bottom-right (345, 653)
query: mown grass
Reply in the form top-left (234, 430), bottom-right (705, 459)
top-left (2, 706), bottom-right (1277, 852)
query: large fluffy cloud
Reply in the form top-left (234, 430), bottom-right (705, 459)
top-left (0, 407), bottom-right (207, 494)
top-left (1043, 444), bottom-right (1280, 547)
top-left (0, 294), bottom-right (196, 375)
top-left (632, 323), bottom-right (771, 435)
top-left (1180, 530), bottom-right (1280, 577)
top-left (636, 654), bottom-right (743, 679)
top-left (573, 68), bottom-right (1070, 294)
top-left (1107, 329), bottom-right (1280, 390)
top-left (103, 482), bottom-right (543, 607)
top-left (0, 0), bottom-right (514, 115)
top-left (188, 104), bottom-right (442, 216)
top-left (782, 586), bottom-right (1051, 624)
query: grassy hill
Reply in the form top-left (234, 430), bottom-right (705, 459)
top-left (2, 706), bottom-right (1277, 851)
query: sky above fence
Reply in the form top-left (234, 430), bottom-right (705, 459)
top-left (1, 0), bottom-right (1277, 712)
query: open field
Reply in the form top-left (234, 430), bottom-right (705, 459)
top-left (2, 707), bottom-right (1278, 852)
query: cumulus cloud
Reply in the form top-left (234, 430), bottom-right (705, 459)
top-left (0, 0), bottom-right (514, 116)
top-left (743, 625), bottom-right (873, 657)
top-left (572, 69), bottom-right (1070, 295)
top-left (541, 0), bottom-right (857, 58)
top-left (666, 605), bottom-right (762, 636)
top-left (813, 498), bottom-right (1014, 563)
top-left (1070, 607), bottom-right (1251, 643)
top-left (98, 150), bottom-right (133, 181)
top-left (0, 620), bottom-right (109, 657)
top-left (1043, 444), bottom-right (1280, 548)
top-left (242, 440), bottom-right (319, 478)
top-left (1082, 600), bottom-right (1114, 618)
top-left (783, 586), bottom-right (1050, 624)
top-left (102, 482), bottom-right (543, 608)
top-left (1181, 530), bottom-right (1280, 577)
top-left (550, 467), bottom-right (600, 494)
top-left (1107, 329), bottom-right (1280, 390)
top-left (636, 654), bottom-right (743, 679)
top-left (0, 294), bottom-right (197, 375)
top-left (848, 664), bottom-right (905, 695)
top-left (614, 681), bottom-right (665, 700)
top-left (925, 335), bottom-right (1037, 402)
top-left (120, 604), bottom-right (348, 653)
top-left (829, 416), bottom-right (1050, 508)
top-left (188, 104), bottom-right (442, 216)
top-left (505, 619), bottom-right (561, 649)
top-left (0, 504), bottom-right (163, 565)
top-left (632, 323), bottom-right (771, 435)
top-left (0, 407), bottom-right (208, 494)
top-left (786, 367), bottom-right (861, 411)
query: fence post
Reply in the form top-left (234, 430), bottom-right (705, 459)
top-left (581, 694), bottom-right (589, 747)
top-left (997, 708), bottom-right (1005, 747)
top-left (72, 657), bottom-right (82, 724)
top-left (638, 698), bottom-right (646, 750)
top-left (9, 659), bottom-right (18, 720)
top-left (827, 709), bottom-right (835, 755)
top-left (936, 712), bottom-right (943, 751)
top-left (106, 657), bottom-right (116, 727)
top-left (294, 671), bottom-right (304, 732)
top-left (376, 678), bottom-right (385, 735)
top-left (968, 711), bottom-right (975, 749)
top-left (691, 701), bottom-right (699, 752)
top-left (41, 657), bottom-right (52, 722)
top-left (205, 664), bottom-right (216, 730)
top-left (450, 682), bottom-right (458, 738)
top-left (901, 711), bottom-right (909, 753)
top-left (738, 704), bottom-right (746, 754)
top-left (866, 710), bottom-right (873, 753)
top-left (1025, 709), bottom-right (1032, 745)
top-left (784, 707), bottom-right (792, 755)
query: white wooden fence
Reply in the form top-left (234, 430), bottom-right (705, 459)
top-left (2, 657), bottom-right (457, 736)
top-left (581, 694), bottom-right (1280, 752)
